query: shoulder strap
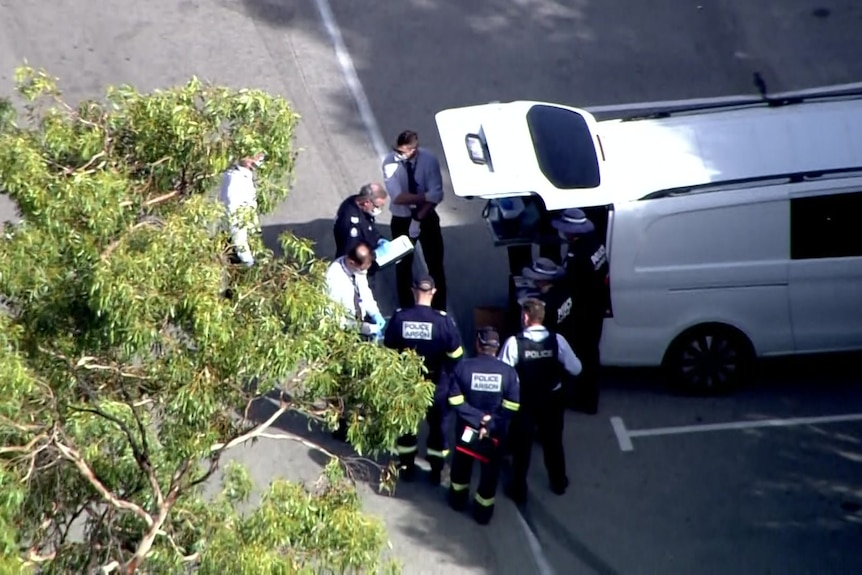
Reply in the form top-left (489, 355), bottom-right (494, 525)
top-left (516, 333), bottom-right (527, 365)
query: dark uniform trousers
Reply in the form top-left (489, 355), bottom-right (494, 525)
top-left (396, 377), bottom-right (448, 473)
top-left (562, 235), bottom-right (608, 413)
top-left (448, 423), bottom-right (501, 525)
top-left (508, 335), bottom-right (568, 498)
top-left (566, 312), bottom-right (603, 411)
top-left (391, 211), bottom-right (447, 311)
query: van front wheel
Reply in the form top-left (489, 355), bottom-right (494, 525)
top-left (664, 325), bottom-right (754, 395)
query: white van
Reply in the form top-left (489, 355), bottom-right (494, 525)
top-left (435, 89), bottom-right (862, 392)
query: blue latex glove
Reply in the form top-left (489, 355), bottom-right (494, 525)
top-left (372, 313), bottom-right (386, 329)
top-left (377, 238), bottom-right (388, 248)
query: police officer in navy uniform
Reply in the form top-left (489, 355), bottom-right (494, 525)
top-left (333, 183), bottom-right (388, 266)
top-left (445, 327), bottom-right (520, 525)
top-left (520, 257), bottom-right (571, 333)
top-left (551, 208), bottom-right (610, 415)
top-left (384, 274), bottom-right (464, 483)
top-left (499, 298), bottom-right (583, 504)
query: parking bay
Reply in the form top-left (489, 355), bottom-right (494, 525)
top-left (522, 360), bottom-right (862, 574)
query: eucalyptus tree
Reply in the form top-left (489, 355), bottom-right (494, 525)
top-left (0, 67), bottom-right (429, 574)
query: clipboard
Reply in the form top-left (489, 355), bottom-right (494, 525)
top-left (374, 235), bottom-right (415, 268)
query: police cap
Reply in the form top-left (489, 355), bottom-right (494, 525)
top-left (413, 275), bottom-right (435, 292)
top-left (476, 326), bottom-right (501, 348)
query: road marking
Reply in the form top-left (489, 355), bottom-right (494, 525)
top-left (611, 413), bottom-right (862, 452)
top-left (610, 416), bottom-right (633, 452)
top-left (515, 509), bottom-right (556, 575)
top-left (584, 80), bottom-right (862, 114)
top-left (311, 0), bottom-right (388, 159)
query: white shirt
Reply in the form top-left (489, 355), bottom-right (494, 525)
top-left (219, 165), bottom-right (259, 225)
top-left (324, 257), bottom-right (381, 328)
top-left (498, 325), bottom-right (583, 390)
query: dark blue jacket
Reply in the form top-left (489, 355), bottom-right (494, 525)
top-left (383, 305), bottom-right (464, 387)
top-left (445, 355), bottom-right (520, 436)
top-left (333, 194), bottom-right (383, 258)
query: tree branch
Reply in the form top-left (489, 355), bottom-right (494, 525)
top-left (118, 189), bottom-right (179, 209)
top-left (0, 413), bottom-right (42, 433)
top-left (75, 357), bottom-right (151, 380)
top-left (24, 548), bottom-right (56, 565)
top-left (67, 404), bottom-right (145, 467)
top-left (124, 460), bottom-right (191, 573)
top-left (254, 432), bottom-right (337, 459)
top-left (99, 220), bottom-right (162, 262)
top-left (118, 387), bottom-right (160, 508)
top-left (209, 403), bottom-right (289, 453)
top-left (0, 433), bottom-right (49, 455)
top-left (54, 441), bottom-right (154, 529)
top-left (67, 395), bottom-right (163, 514)
top-left (155, 528), bottom-right (200, 565)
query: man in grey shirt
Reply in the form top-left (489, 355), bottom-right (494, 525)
top-left (382, 130), bottom-right (448, 311)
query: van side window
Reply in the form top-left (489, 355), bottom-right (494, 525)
top-left (790, 191), bottom-right (862, 260)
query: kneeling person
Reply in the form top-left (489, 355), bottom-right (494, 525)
top-left (446, 327), bottom-right (520, 525)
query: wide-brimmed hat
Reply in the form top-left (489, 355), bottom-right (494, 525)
top-left (551, 208), bottom-right (595, 236)
top-left (521, 257), bottom-right (565, 282)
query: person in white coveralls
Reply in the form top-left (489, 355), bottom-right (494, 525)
top-left (219, 152), bottom-right (266, 266)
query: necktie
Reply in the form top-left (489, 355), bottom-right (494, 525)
top-left (350, 271), bottom-right (363, 321)
top-left (405, 160), bottom-right (418, 194)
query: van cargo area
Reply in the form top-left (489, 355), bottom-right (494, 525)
top-left (482, 194), bottom-right (611, 272)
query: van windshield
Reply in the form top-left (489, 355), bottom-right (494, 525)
top-left (526, 104), bottom-right (601, 189)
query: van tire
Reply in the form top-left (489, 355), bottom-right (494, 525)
top-left (663, 324), bottom-right (754, 395)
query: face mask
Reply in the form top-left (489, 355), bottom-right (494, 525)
top-left (370, 207), bottom-right (382, 217)
top-left (394, 147), bottom-right (416, 162)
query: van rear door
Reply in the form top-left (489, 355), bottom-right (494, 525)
top-left (435, 101), bottom-right (636, 211)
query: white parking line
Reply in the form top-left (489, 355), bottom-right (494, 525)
top-left (312, 0), bottom-right (388, 159)
top-left (515, 511), bottom-right (556, 575)
top-left (611, 413), bottom-right (862, 452)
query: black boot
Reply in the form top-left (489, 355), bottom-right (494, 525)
top-left (550, 476), bottom-right (569, 495)
top-left (398, 463), bottom-right (416, 482)
top-left (448, 488), bottom-right (468, 512)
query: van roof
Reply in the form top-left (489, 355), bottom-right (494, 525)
top-left (435, 97), bottom-right (862, 211)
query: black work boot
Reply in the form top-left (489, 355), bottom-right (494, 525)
top-left (448, 489), bottom-right (469, 512)
top-left (505, 483), bottom-right (527, 505)
top-left (398, 464), bottom-right (416, 482)
top-left (550, 476), bottom-right (569, 495)
top-left (428, 467), bottom-right (442, 486)
top-left (473, 504), bottom-right (494, 525)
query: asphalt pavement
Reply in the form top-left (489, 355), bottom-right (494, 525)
top-left (2, 1), bottom-right (862, 573)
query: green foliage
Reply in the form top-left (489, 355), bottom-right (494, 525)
top-left (0, 67), bottom-right (428, 573)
